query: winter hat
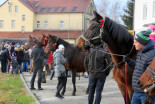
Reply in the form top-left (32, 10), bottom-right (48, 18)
top-left (16, 43), bottom-right (21, 48)
top-left (36, 42), bottom-right (42, 48)
top-left (13, 56), bottom-right (16, 60)
top-left (7, 45), bottom-right (11, 49)
top-left (134, 29), bottom-right (152, 46)
top-left (58, 44), bottom-right (65, 50)
top-left (12, 42), bottom-right (15, 45)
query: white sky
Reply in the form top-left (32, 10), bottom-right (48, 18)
top-left (0, 0), bottom-right (7, 6)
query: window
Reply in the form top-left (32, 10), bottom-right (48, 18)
top-left (21, 26), bottom-right (25, 32)
top-left (37, 21), bottom-right (40, 29)
top-left (44, 21), bottom-right (48, 29)
top-left (15, 6), bottom-right (18, 12)
top-left (72, 7), bottom-right (77, 11)
top-left (46, 8), bottom-right (52, 12)
top-left (60, 21), bottom-right (64, 29)
top-left (9, 6), bottom-right (12, 12)
top-left (153, 0), bottom-right (155, 16)
top-left (0, 20), bottom-right (4, 28)
top-left (12, 20), bottom-right (15, 28)
top-left (143, 4), bottom-right (147, 18)
top-left (86, 19), bottom-right (90, 29)
top-left (22, 15), bottom-right (25, 21)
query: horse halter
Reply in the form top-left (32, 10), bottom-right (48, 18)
top-left (144, 67), bottom-right (155, 94)
top-left (42, 36), bottom-right (48, 46)
top-left (81, 19), bottom-right (105, 48)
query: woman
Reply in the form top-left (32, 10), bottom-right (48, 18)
top-left (53, 44), bottom-right (67, 99)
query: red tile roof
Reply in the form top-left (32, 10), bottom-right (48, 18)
top-left (21, 0), bottom-right (92, 13)
top-left (0, 30), bottom-right (81, 39)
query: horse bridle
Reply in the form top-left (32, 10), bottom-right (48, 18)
top-left (42, 36), bottom-right (49, 46)
top-left (48, 36), bottom-right (59, 51)
top-left (81, 19), bottom-right (105, 48)
top-left (144, 67), bottom-right (155, 94)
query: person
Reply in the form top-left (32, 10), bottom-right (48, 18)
top-left (124, 29), bottom-right (155, 104)
top-left (0, 45), bottom-right (11, 74)
top-left (30, 42), bottom-right (44, 90)
top-left (23, 50), bottom-right (30, 72)
top-left (84, 43), bottom-right (111, 104)
top-left (15, 43), bottom-right (24, 73)
top-left (11, 56), bottom-right (18, 74)
top-left (53, 44), bottom-right (67, 99)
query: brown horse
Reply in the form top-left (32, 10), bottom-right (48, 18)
top-left (45, 35), bottom-right (86, 96)
top-left (139, 57), bottom-right (155, 97)
top-left (81, 10), bottom-right (137, 104)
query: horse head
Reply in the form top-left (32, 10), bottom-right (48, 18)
top-left (40, 34), bottom-right (49, 47)
top-left (139, 57), bottom-right (155, 96)
top-left (45, 35), bottom-right (58, 54)
top-left (25, 35), bottom-right (38, 49)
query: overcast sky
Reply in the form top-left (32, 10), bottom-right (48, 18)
top-left (0, 0), bottom-right (6, 6)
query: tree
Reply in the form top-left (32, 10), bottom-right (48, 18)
top-left (121, 0), bottom-right (134, 30)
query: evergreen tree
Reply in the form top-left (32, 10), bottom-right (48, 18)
top-left (121, 0), bottom-right (134, 30)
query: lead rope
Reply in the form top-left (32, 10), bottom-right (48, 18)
top-left (125, 62), bottom-right (128, 104)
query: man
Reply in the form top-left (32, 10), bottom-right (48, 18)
top-left (84, 43), bottom-right (111, 104)
top-left (125, 29), bottom-right (155, 104)
top-left (0, 45), bottom-right (11, 74)
top-left (30, 42), bottom-right (44, 90)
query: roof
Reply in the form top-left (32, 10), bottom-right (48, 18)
top-left (0, 30), bottom-right (81, 39)
top-left (17, 0), bottom-right (91, 13)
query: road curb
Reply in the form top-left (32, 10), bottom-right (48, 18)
top-left (20, 73), bottom-right (40, 104)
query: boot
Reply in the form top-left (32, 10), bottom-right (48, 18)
top-left (50, 70), bottom-right (55, 80)
top-left (41, 71), bottom-right (46, 83)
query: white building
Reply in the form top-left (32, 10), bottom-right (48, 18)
top-left (134, 0), bottom-right (155, 33)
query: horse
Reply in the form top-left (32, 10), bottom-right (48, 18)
top-left (45, 35), bottom-right (86, 96)
top-left (139, 57), bottom-right (155, 97)
top-left (81, 10), bottom-right (137, 104)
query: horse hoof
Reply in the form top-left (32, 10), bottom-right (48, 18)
top-left (72, 93), bottom-right (76, 96)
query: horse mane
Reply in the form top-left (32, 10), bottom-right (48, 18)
top-left (49, 35), bottom-right (79, 61)
top-left (104, 17), bottom-right (133, 44)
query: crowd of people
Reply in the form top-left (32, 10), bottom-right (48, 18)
top-left (0, 41), bottom-right (29, 74)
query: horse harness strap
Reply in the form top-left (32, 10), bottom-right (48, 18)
top-left (147, 67), bottom-right (155, 84)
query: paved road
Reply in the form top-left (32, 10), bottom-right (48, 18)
top-left (22, 71), bottom-right (124, 104)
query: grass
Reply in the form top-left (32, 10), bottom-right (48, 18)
top-left (0, 74), bottom-right (35, 104)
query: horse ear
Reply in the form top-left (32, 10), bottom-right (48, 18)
top-left (93, 10), bottom-right (103, 20)
top-left (29, 35), bottom-right (32, 38)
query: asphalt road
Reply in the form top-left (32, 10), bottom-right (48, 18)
top-left (22, 71), bottom-right (124, 104)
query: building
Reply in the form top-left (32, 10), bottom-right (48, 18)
top-left (0, 0), bottom-right (94, 44)
top-left (134, 0), bottom-right (155, 33)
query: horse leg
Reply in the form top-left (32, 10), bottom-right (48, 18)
top-left (127, 85), bottom-right (133, 103)
top-left (117, 84), bottom-right (131, 104)
top-left (61, 76), bottom-right (67, 95)
top-left (72, 71), bottom-right (76, 96)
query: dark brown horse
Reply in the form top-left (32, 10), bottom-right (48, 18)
top-left (82, 11), bottom-right (137, 104)
top-left (139, 57), bottom-right (155, 97)
top-left (45, 35), bottom-right (86, 96)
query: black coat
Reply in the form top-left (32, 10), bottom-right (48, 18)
top-left (15, 48), bottom-right (24, 65)
top-left (84, 47), bottom-right (111, 78)
top-left (31, 47), bottom-right (44, 68)
top-left (0, 49), bottom-right (11, 61)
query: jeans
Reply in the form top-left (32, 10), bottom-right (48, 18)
top-left (88, 76), bottom-right (106, 104)
top-left (1, 60), bottom-right (7, 73)
top-left (56, 76), bottom-right (66, 95)
top-left (30, 65), bottom-right (43, 88)
top-left (131, 92), bottom-right (155, 104)
top-left (23, 61), bottom-right (28, 72)
top-left (11, 66), bottom-right (18, 73)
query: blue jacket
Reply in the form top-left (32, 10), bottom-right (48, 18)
top-left (128, 40), bottom-right (155, 92)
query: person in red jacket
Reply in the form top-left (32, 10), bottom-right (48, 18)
top-left (47, 52), bottom-right (54, 80)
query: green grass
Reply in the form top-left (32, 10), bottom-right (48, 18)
top-left (0, 74), bottom-right (35, 104)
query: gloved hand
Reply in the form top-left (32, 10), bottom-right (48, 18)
top-left (123, 55), bottom-right (130, 63)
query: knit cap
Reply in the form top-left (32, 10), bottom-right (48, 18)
top-left (58, 44), bottom-right (65, 50)
top-left (134, 29), bottom-right (152, 46)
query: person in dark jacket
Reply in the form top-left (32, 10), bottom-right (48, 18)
top-left (15, 44), bottom-right (24, 73)
top-left (84, 43), bottom-right (111, 104)
top-left (30, 42), bottom-right (44, 90)
top-left (22, 50), bottom-right (30, 72)
top-left (124, 29), bottom-right (155, 104)
top-left (0, 45), bottom-right (11, 73)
